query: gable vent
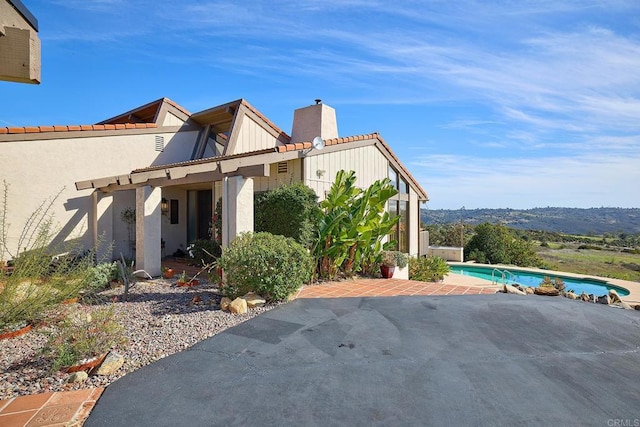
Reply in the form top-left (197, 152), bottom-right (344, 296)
top-left (155, 136), bottom-right (164, 152)
top-left (277, 161), bottom-right (288, 174)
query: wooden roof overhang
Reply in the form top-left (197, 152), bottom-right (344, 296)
top-left (75, 146), bottom-right (305, 193)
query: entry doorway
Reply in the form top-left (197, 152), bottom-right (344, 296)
top-left (187, 190), bottom-right (212, 242)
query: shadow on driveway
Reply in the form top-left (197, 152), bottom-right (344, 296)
top-left (86, 295), bottom-right (640, 426)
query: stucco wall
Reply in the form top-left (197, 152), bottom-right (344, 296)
top-left (0, 129), bottom-right (198, 261)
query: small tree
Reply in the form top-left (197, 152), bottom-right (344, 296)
top-left (465, 223), bottom-right (542, 267)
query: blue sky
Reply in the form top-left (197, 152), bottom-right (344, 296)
top-left (2, 0), bottom-right (639, 209)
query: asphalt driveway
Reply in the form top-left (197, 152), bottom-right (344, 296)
top-left (86, 295), bottom-right (640, 426)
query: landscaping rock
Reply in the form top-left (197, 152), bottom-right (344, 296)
top-left (635, 304), bottom-right (640, 311)
top-left (608, 289), bottom-right (623, 304)
top-left (596, 295), bottom-right (610, 305)
top-left (504, 285), bottom-right (526, 296)
top-left (68, 371), bottom-right (88, 383)
top-left (220, 297), bottom-right (232, 311)
top-left (565, 292), bottom-right (578, 300)
top-left (580, 292), bottom-right (590, 302)
top-left (95, 351), bottom-right (124, 376)
top-left (243, 292), bottom-right (266, 308)
top-left (534, 287), bottom-right (560, 296)
top-left (525, 287), bottom-right (535, 295)
top-left (589, 294), bottom-right (597, 303)
top-left (229, 297), bottom-right (248, 314)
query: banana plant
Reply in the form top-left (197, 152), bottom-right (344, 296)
top-left (312, 170), bottom-right (399, 279)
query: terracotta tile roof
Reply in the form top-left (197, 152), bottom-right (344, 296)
top-left (277, 132), bottom-right (428, 200)
top-left (0, 123), bottom-right (157, 135)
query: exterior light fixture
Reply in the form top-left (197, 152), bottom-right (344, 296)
top-left (161, 198), bottom-right (169, 213)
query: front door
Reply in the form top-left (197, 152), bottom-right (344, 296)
top-left (187, 190), bottom-right (212, 243)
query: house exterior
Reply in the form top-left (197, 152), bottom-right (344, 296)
top-left (0, 0), bottom-right (41, 84)
top-left (0, 98), bottom-right (428, 276)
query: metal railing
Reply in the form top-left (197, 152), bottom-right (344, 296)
top-left (492, 268), bottom-right (517, 285)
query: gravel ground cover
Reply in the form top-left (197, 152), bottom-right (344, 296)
top-left (0, 279), bottom-right (279, 400)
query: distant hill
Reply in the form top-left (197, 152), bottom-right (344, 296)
top-left (420, 207), bottom-right (640, 235)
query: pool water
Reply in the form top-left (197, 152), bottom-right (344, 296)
top-left (449, 265), bottom-right (629, 296)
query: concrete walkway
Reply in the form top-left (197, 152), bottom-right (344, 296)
top-left (86, 294), bottom-right (640, 426)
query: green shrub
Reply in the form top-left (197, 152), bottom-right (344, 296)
top-left (187, 239), bottom-right (221, 266)
top-left (85, 262), bottom-right (118, 294)
top-left (217, 232), bottom-right (313, 302)
top-left (255, 183), bottom-right (319, 247)
top-left (465, 223), bottom-right (542, 267)
top-left (42, 305), bottom-right (127, 372)
top-left (409, 256), bottom-right (450, 282)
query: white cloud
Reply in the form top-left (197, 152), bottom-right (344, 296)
top-left (413, 152), bottom-right (640, 209)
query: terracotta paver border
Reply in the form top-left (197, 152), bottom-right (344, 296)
top-left (295, 278), bottom-right (500, 299)
top-left (0, 388), bottom-right (103, 427)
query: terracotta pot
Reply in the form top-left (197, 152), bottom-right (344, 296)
top-left (0, 323), bottom-right (32, 340)
top-left (177, 279), bottom-right (199, 287)
top-left (62, 297), bottom-right (79, 304)
top-left (380, 265), bottom-right (395, 279)
top-left (61, 353), bottom-right (108, 373)
top-left (163, 269), bottom-right (175, 279)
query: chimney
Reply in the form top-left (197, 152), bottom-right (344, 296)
top-left (290, 99), bottom-right (338, 143)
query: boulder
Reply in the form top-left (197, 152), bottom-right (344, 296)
top-left (67, 371), bottom-right (88, 383)
top-left (504, 284), bottom-right (526, 296)
top-left (534, 286), bottom-right (560, 296)
top-left (525, 287), bottom-right (535, 295)
top-left (608, 289), bottom-right (623, 304)
top-left (580, 292), bottom-right (590, 302)
top-left (635, 304), bottom-right (640, 311)
top-left (565, 291), bottom-right (578, 300)
top-left (220, 297), bottom-right (232, 311)
top-left (95, 351), bottom-right (124, 376)
top-left (596, 294), bottom-right (610, 305)
top-left (229, 297), bottom-right (248, 314)
top-left (242, 292), bottom-right (266, 308)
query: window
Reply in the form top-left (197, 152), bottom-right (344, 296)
top-left (170, 199), bottom-right (179, 224)
top-left (387, 166), bottom-right (409, 252)
top-left (388, 166), bottom-right (397, 189)
top-left (398, 200), bottom-right (409, 253)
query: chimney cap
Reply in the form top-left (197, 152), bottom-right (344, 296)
top-left (315, 99), bottom-right (322, 105)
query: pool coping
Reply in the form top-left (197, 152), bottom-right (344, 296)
top-left (448, 262), bottom-right (640, 304)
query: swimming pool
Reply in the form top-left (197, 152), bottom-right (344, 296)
top-left (448, 264), bottom-right (629, 296)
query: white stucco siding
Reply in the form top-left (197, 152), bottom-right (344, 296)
top-left (231, 117), bottom-right (281, 155)
top-left (304, 144), bottom-right (388, 201)
top-left (0, 129), bottom-right (196, 260)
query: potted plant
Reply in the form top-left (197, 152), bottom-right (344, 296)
top-left (42, 305), bottom-right (127, 373)
top-left (176, 271), bottom-right (199, 287)
top-left (380, 251), bottom-right (408, 279)
top-left (380, 251), bottom-right (397, 278)
top-left (162, 266), bottom-right (174, 279)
